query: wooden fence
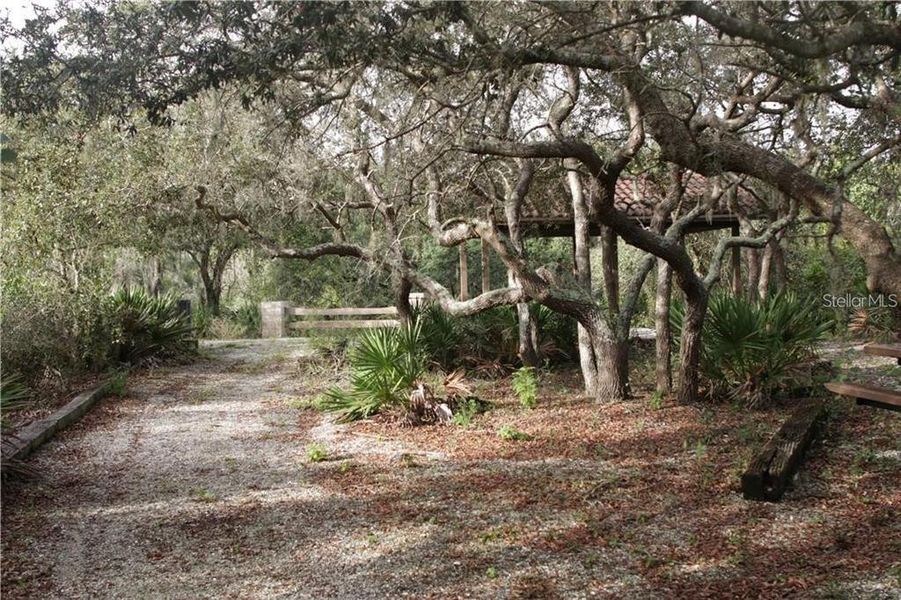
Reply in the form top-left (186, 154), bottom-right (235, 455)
top-left (261, 294), bottom-right (424, 338)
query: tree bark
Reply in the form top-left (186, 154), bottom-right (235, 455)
top-left (148, 256), bottom-right (162, 298)
top-left (592, 334), bottom-right (629, 401)
top-left (758, 240), bottom-right (773, 300)
top-left (676, 288), bottom-right (709, 404)
top-left (394, 272), bottom-right (413, 324)
top-left (730, 223), bottom-right (743, 296)
top-left (458, 243), bottom-right (469, 300)
top-left (566, 161), bottom-right (598, 394)
top-left (772, 236), bottom-right (787, 292)
top-left (746, 246), bottom-right (761, 302)
top-left (481, 238), bottom-right (490, 294)
top-left (655, 258), bottom-right (673, 395)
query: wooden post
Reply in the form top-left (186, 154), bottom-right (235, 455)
top-left (481, 238), bottom-right (490, 294)
top-left (459, 243), bottom-right (469, 300)
top-left (730, 222), bottom-right (743, 296)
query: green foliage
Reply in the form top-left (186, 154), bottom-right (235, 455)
top-left (0, 373), bottom-right (34, 477)
top-left (317, 322), bottom-right (426, 422)
top-left (306, 443), bottom-right (329, 463)
top-left (648, 390), bottom-right (664, 411)
top-left (511, 366), bottom-right (539, 409)
top-left (227, 300), bottom-right (262, 338)
top-left (1, 373), bottom-right (31, 427)
top-left (106, 370), bottom-right (129, 398)
top-left (414, 303), bottom-right (461, 370)
top-left (673, 292), bottom-right (833, 406)
top-left (414, 302), bottom-right (576, 372)
top-left (452, 397), bottom-right (482, 428)
top-left (497, 425), bottom-right (532, 441)
top-left (108, 288), bottom-right (196, 364)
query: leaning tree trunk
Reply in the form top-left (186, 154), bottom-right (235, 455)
top-left (566, 161), bottom-right (598, 394)
top-left (655, 258), bottom-right (673, 395)
top-left (675, 288), bottom-right (709, 404)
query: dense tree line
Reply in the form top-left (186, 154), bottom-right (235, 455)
top-left (3, 1), bottom-right (898, 400)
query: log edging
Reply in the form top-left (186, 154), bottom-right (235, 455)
top-left (741, 399), bottom-right (825, 502)
top-left (2, 379), bottom-right (113, 464)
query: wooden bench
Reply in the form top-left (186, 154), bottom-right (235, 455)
top-left (863, 342), bottom-right (901, 365)
top-left (741, 400), bottom-right (825, 502)
top-left (288, 306), bottom-right (400, 332)
top-left (824, 381), bottom-right (901, 413)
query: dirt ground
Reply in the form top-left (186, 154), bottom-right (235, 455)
top-left (2, 339), bottom-right (899, 599)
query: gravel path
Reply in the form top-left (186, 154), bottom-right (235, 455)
top-left (3, 340), bottom-right (898, 599)
top-left (1, 339), bottom-right (440, 599)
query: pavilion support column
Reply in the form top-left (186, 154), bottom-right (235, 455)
top-left (481, 238), bottom-right (490, 294)
top-left (730, 223), bottom-right (743, 296)
top-left (459, 242), bottom-right (469, 300)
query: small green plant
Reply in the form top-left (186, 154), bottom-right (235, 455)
top-left (648, 390), bottom-right (664, 410)
top-left (192, 487), bottom-right (218, 503)
top-left (452, 397), bottom-right (481, 428)
top-left (306, 442), bottom-right (328, 463)
top-left (106, 370), bottom-right (128, 398)
top-left (486, 566), bottom-right (498, 579)
top-left (498, 425), bottom-right (532, 441)
top-left (511, 366), bottom-right (539, 409)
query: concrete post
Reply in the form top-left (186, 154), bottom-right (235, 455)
top-left (408, 292), bottom-right (426, 308)
top-left (260, 301), bottom-right (291, 338)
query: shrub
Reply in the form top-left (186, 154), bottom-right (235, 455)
top-left (206, 317), bottom-right (246, 340)
top-left (107, 288), bottom-right (196, 364)
top-left (106, 370), bottom-right (128, 398)
top-left (673, 292), bottom-right (833, 406)
top-left (511, 366), bottom-right (539, 409)
top-left (414, 303), bottom-right (461, 370)
top-left (226, 300), bottom-right (262, 338)
top-left (415, 302), bottom-right (576, 371)
top-left (317, 322), bottom-right (427, 421)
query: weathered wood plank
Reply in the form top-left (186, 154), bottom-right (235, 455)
top-left (290, 306), bottom-right (398, 317)
top-left (741, 400), bottom-right (825, 502)
top-left (289, 319), bottom-right (400, 330)
top-left (862, 342), bottom-right (901, 364)
top-left (825, 381), bottom-right (901, 412)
